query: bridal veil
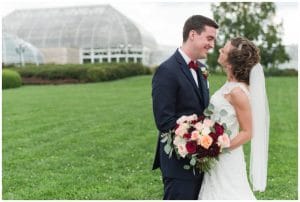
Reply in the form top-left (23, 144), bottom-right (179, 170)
top-left (249, 63), bottom-right (270, 192)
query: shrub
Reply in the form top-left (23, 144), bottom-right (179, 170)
top-left (265, 68), bottom-right (298, 77)
top-left (2, 69), bottom-right (22, 89)
top-left (12, 63), bottom-right (152, 84)
top-left (86, 68), bottom-right (108, 82)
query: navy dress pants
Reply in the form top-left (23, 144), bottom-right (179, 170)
top-left (162, 175), bottom-right (203, 200)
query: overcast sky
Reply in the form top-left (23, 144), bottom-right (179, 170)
top-left (1, 0), bottom-right (299, 46)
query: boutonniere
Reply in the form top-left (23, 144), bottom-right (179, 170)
top-left (200, 66), bottom-right (209, 80)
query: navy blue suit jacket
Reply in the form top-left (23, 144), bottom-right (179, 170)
top-left (152, 49), bottom-right (209, 180)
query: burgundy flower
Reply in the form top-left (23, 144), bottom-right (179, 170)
top-left (214, 123), bottom-right (224, 135)
top-left (191, 120), bottom-right (198, 125)
top-left (207, 144), bottom-right (221, 157)
top-left (183, 133), bottom-right (191, 139)
top-left (198, 115), bottom-right (205, 122)
top-left (186, 141), bottom-right (197, 154)
top-left (209, 132), bottom-right (219, 143)
top-left (197, 145), bottom-right (209, 158)
top-left (188, 126), bottom-right (196, 134)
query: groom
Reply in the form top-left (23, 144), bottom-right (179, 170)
top-left (152, 15), bottom-right (218, 200)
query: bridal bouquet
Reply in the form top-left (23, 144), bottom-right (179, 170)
top-left (161, 104), bottom-right (231, 173)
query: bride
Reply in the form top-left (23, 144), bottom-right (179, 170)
top-left (198, 37), bottom-right (269, 199)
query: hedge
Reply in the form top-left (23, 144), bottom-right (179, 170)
top-left (8, 63), bottom-right (152, 84)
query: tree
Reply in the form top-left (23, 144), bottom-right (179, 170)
top-left (207, 2), bottom-right (290, 70)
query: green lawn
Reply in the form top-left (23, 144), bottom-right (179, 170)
top-left (2, 75), bottom-right (297, 199)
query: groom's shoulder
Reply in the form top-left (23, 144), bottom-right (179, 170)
top-left (158, 50), bottom-right (180, 70)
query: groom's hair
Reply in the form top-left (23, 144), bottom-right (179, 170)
top-left (183, 15), bottom-right (219, 42)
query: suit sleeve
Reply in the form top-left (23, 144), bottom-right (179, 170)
top-left (152, 65), bottom-right (178, 133)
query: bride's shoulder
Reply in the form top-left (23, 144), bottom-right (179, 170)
top-left (224, 82), bottom-right (249, 96)
top-left (230, 86), bottom-right (249, 98)
top-left (227, 86), bottom-right (251, 108)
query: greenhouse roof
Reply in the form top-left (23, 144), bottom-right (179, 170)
top-left (3, 5), bottom-right (157, 50)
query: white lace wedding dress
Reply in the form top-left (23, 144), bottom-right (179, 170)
top-left (198, 81), bottom-right (256, 200)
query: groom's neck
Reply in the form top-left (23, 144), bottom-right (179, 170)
top-left (180, 44), bottom-right (196, 61)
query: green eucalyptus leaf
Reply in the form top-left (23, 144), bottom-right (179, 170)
top-left (164, 144), bottom-right (171, 154)
top-left (208, 103), bottom-right (215, 110)
top-left (167, 136), bottom-right (172, 144)
top-left (204, 110), bottom-right (213, 116)
top-left (226, 130), bottom-right (232, 136)
top-left (160, 136), bottom-right (168, 143)
top-left (220, 109), bottom-right (228, 116)
top-left (222, 148), bottom-right (231, 154)
top-left (190, 158), bottom-right (196, 166)
top-left (183, 165), bottom-right (191, 170)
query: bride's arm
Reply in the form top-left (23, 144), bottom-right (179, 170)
top-left (225, 87), bottom-right (252, 151)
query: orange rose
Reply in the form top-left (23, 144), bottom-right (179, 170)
top-left (200, 135), bottom-right (213, 149)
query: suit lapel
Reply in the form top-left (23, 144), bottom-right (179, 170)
top-left (197, 70), bottom-right (209, 108)
top-left (174, 51), bottom-right (204, 105)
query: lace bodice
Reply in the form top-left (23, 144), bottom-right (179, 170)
top-left (210, 81), bottom-right (250, 139)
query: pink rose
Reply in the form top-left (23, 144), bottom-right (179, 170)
top-left (203, 118), bottom-right (214, 127)
top-left (217, 134), bottom-right (230, 148)
top-left (177, 144), bottom-right (188, 158)
top-left (191, 130), bottom-right (200, 141)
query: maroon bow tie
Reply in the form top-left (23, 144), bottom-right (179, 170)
top-left (188, 61), bottom-right (198, 71)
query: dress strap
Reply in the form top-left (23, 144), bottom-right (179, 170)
top-left (222, 82), bottom-right (250, 97)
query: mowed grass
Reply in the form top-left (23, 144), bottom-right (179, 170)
top-left (2, 74), bottom-right (297, 199)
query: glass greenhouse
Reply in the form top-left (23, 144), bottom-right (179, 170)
top-left (2, 32), bottom-right (44, 66)
top-left (3, 5), bottom-right (158, 65)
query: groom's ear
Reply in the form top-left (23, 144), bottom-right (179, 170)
top-left (189, 30), bottom-right (196, 41)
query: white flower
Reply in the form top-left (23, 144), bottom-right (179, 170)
top-left (194, 122), bottom-right (204, 131)
top-left (175, 123), bottom-right (189, 137)
top-left (173, 135), bottom-right (186, 145)
top-left (176, 115), bottom-right (189, 124)
top-left (201, 126), bottom-right (211, 136)
top-left (201, 67), bottom-right (206, 72)
top-left (186, 114), bottom-right (198, 122)
top-left (176, 114), bottom-right (197, 124)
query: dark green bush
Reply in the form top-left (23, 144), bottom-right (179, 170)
top-left (265, 68), bottom-right (298, 77)
top-left (86, 68), bottom-right (108, 82)
top-left (12, 63), bottom-right (151, 84)
top-left (2, 69), bottom-right (22, 89)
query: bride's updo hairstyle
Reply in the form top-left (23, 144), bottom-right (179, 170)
top-left (227, 37), bottom-right (260, 85)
